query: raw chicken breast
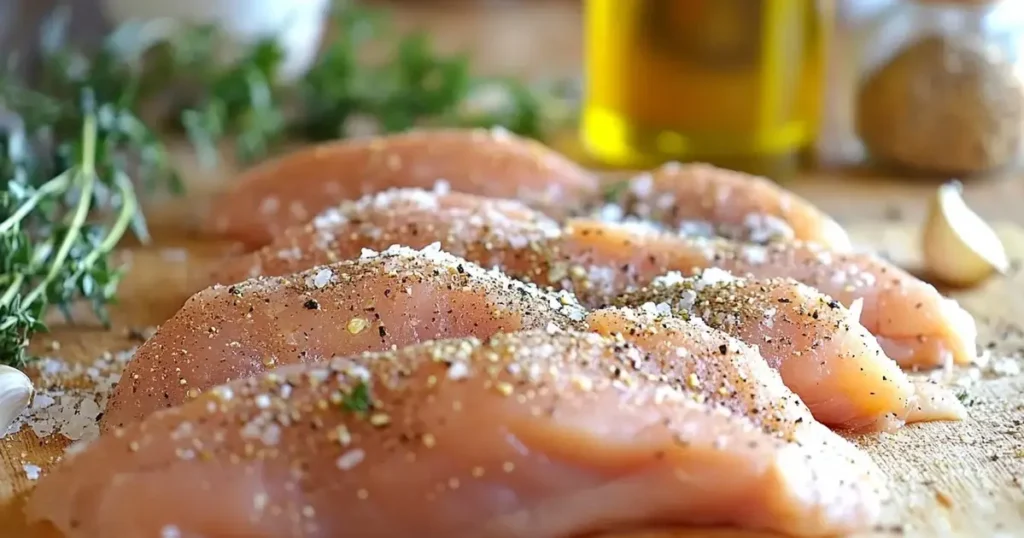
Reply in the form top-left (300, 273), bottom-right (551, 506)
top-left (596, 163), bottom-right (852, 251)
top-left (213, 188), bottom-right (975, 371)
top-left (101, 244), bottom-right (587, 430)
top-left (207, 187), bottom-right (559, 286)
top-left (203, 128), bottom-right (600, 248)
top-left (611, 270), bottom-right (965, 431)
top-left (29, 328), bottom-right (886, 538)
top-left (586, 306), bottom-right (811, 430)
top-left (561, 219), bottom-right (978, 370)
top-left (207, 190), bottom-right (935, 430)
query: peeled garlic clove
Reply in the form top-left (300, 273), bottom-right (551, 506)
top-left (0, 365), bottom-right (34, 433)
top-left (922, 181), bottom-right (1009, 287)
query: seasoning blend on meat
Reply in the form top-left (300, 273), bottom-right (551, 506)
top-left (29, 327), bottom-right (888, 538)
top-left (595, 162), bottom-right (852, 251)
top-left (102, 244), bottom-right (586, 430)
top-left (204, 128), bottom-right (600, 248)
top-left (212, 188), bottom-right (977, 373)
top-left (207, 187), bottom-right (561, 286)
top-left (562, 219), bottom-right (978, 370)
top-left (612, 270), bottom-right (966, 431)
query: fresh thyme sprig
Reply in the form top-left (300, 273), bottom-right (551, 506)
top-left (0, 8), bottom-right (181, 366)
top-left (0, 104), bottom-right (149, 366)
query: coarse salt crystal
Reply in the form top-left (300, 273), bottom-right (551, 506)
top-left (312, 268), bottom-right (333, 288)
top-left (313, 208), bottom-right (346, 230)
top-left (507, 235), bottom-right (528, 249)
top-left (254, 394), bottom-right (272, 409)
top-left (695, 268), bottom-right (737, 290)
top-left (2, 348), bottom-right (135, 447)
top-left (336, 448), bottom-right (366, 470)
top-left (565, 307), bottom-right (586, 322)
top-left (741, 245), bottom-right (768, 264)
top-left (677, 220), bottom-right (716, 238)
top-left (743, 213), bottom-right (795, 244)
top-left (433, 179), bottom-right (451, 195)
top-left (597, 204), bottom-right (624, 222)
top-left (447, 362), bottom-right (470, 380)
top-left (23, 463), bottom-right (40, 480)
top-left (640, 302), bottom-right (659, 316)
top-left (346, 365), bottom-right (371, 382)
top-left (652, 271), bottom-right (687, 288)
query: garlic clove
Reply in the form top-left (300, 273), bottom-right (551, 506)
top-left (0, 365), bottom-right (34, 434)
top-left (922, 181), bottom-right (1009, 287)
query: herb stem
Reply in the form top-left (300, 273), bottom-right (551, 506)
top-left (81, 171), bottom-right (137, 266)
top-left (0, 274), bottom-right (24, 309)
top-left (21, 115), bottom-right (97, 307)
top-left (0, 170), bottom-right (73, 235)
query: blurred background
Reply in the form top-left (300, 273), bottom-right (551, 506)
top-left (1, 0), bottom-right (1024, 185)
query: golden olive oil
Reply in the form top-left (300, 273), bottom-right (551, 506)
top-left (582, 0), bottom-right (832, 177)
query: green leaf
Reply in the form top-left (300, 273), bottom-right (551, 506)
top-left (342, 381), bottom-right (373, 413)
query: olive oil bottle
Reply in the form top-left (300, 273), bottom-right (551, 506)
top-left (582, 0), bottom-right (832, 177)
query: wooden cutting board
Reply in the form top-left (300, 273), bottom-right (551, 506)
top-left (0, 174), bottom-right (1022, 537)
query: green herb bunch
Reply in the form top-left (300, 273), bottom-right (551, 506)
top-left (0, 1), bottom-right (569, 366)
top-left (0, 6), bottom-right (186, 365)
top-left (176, 1), bottom-right (553, 166)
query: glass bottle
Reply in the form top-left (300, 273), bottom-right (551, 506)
top-left (581, 0), bottom-right (833, 178)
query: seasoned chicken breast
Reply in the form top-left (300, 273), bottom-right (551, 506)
top-left (560, 219), bottom-right (977, 370)
top-left (29, 327), bottom-right (887, 538)
top-left (595, 163), bottom-right (852, 251)
top-left (102, 244), bottom-right (586, 430)
top-left (611, 271), bottom-right (965, 431)
top-left (212, 188), bottom-right (973, 372)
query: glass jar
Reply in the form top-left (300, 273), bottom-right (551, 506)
top-left (834, 0), bottom-right (1024, 177)
top-left (580, 0), bottom-right (833, 179)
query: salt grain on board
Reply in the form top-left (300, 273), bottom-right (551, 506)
top-left (23, 463), bottom-right (41, 480)
top-left (2, 347), bottom-right (136, 447)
